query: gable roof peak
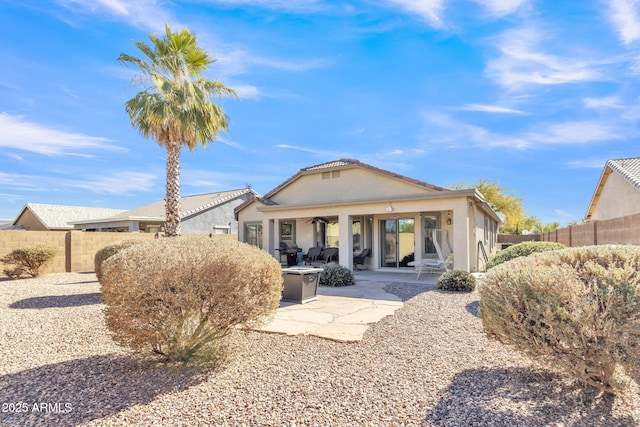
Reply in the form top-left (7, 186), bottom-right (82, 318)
top-left (300, 159), bottom-right (360, 171)
top-left (607, 157), bottom-right (640, 191)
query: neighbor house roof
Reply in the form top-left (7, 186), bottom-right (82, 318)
top-left (13, 203), bottom-right (126, 230)
top-left (585, 157), bottom-right (640, 220)
top-left (72, 188), bottom-right (257, 225)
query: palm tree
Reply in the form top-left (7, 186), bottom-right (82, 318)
top-left (118, 24), bottom-right (237, 236)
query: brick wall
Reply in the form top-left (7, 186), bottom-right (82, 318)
top-left (0, 231), bottom-right (237, 277)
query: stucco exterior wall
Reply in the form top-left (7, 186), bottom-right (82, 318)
top-left (182, 198), bottom-right (245, 234)
top-left (241, 196), bottom-right (482, 271)
top-left (272, 168), bottom-right (438, 205)
top-left (236, 202), bottom-right (265, 245)
top-left (591, 172), bottom-right (640, 220)
top-left (14, 209), bottom-right (49, 231)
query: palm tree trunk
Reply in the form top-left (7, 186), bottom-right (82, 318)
top-left (165, 143), bottom-right (181, 237)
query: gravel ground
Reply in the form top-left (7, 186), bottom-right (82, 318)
top-left (0, 272), bottom-right (638, 426)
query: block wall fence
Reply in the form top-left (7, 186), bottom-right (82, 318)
top-left (498, 212), bottom-right (640, 248)
top-left (0, 231), bottom-right (236, 278)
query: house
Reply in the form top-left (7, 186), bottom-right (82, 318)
top-left (235, 159), bottom-right (500, 272)
top-left (9, 204), bottom-right (126, 231)
top-left (584, 157), bottom-right (640, 222)
top-left (72, 188), bottom-right (257, 234)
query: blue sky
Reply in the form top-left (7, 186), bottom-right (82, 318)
top-left (1, 1), bottom-right (639, 225)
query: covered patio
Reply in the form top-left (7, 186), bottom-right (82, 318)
top-left (236, 159), bottom-right (500, 273)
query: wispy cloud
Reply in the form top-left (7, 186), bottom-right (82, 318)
top-left (193, 31), bottom-right (332, 83)
top-left (566, 158), bottom-right (609, 169)
top-left (607, 0), bottom-right (640, 44)
top-left (583, 96), bottom-right (625, 109)
top-left (473, 0), bottom-right (528, 17)
top-left (277, 144), bottom-right (350, 158)
top-left (182, 168), bottom-right (282, 191)
top-left (0, 172), bottom-right (49, 191)
top-left (69, 171), bottom-right (158, 195)
top-left (231, 84), bottom-right (261, 99)
top-left (55, 0), bottom-right (174, 30)
top-left (216, 136), bottom-right (256, 153)
top-left (384, 0), bottom-right (446, 28)
top-left (486, 25), bottom-right (608, 90)
top-left (196, 0), bottom-right (324, 12)
top-left (423, 112), bottom-right (627, 150)
top-left (524, 121), bottom-right (624, 145)
top-left (459, 104), bottom-right (527, 114)
top-left (553, 209), bottom-right (575, 218)
top-left (423, 112), bottom-right (524, 148)
top-left (0, 113), bottom-right (126, 157)
top-left (251, 56), bottom-right (334, 72)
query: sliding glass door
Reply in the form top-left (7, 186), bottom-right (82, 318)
top-left (380, 218), bottom-right (414, 268)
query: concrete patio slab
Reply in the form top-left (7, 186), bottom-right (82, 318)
top-left (253, 270), bottom-right (438, 342)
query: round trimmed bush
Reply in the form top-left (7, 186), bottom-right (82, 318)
top-left (479, 245), bottom-right (640, 394)
top-left (437, 270), bottom-right (476, 292)
top-left (94, 239), bottom-right (144, 282)
top-left (100, 236), bottom-right (283, 362)
top-left (319, 264), bottom-right (355, 287)
top-left (486, 241), bottom-right (565, 269)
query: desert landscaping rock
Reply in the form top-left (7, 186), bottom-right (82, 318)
top-left (1, 272), bottom-right (638, 426)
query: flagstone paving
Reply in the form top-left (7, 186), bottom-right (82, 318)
top-left (255, 271), bottom-right (437, 342)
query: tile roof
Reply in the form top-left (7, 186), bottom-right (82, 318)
top-left (607, 157), bottom-right (640, 191)
top-left (584, 157), bottom-right (640, 220)
top-left (19, 204), bottom-right (126, 230)
top-left (102, 188), bottom-right (256, 222)
top-left (301, 159), bottom-right (358, 171)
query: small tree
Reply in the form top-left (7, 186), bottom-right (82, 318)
top-left (450, 179), bottom-right (524, 233)
top-left (1, 246), bottom-right (58, 278)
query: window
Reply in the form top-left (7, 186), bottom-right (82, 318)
top-left (352, 220), bottom-right (362, 251)
top-left (280, 221), bottom-right (295, 244)
top-left (327, 222), bottom-right (339, 247)
top-left (212, 225), bottom-right (230, 235)
top-left (245, 223), bottom-right (263, 249)
top-left (423, 214), bottom-right (440, 256)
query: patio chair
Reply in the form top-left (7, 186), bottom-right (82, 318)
top-left (303, 247), bottom-right (323, 265)
top-left (314, 247), bottom-right (338, 265)
top-left (410, 229), bottom-right (454, 279)
top-left (353, 248), bottom-right (370, 270)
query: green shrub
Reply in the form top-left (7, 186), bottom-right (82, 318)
top-left (319, 264), bottom-right (355, 287)
top-left (94, 239), bottom-right (144, 282)
top-left (1, 246), bottom-right (58, 278)
top-left (100, 236), bottom-right (283, 363)
top-left (437, 270), bottom-right (476, 292)
top-left (479, 245), bottom-right (640, 394)
top-left (486, 241), bottom-right (565, 269)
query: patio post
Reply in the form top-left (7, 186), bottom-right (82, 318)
top-left (338, 212), bottom-right (353, 269)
